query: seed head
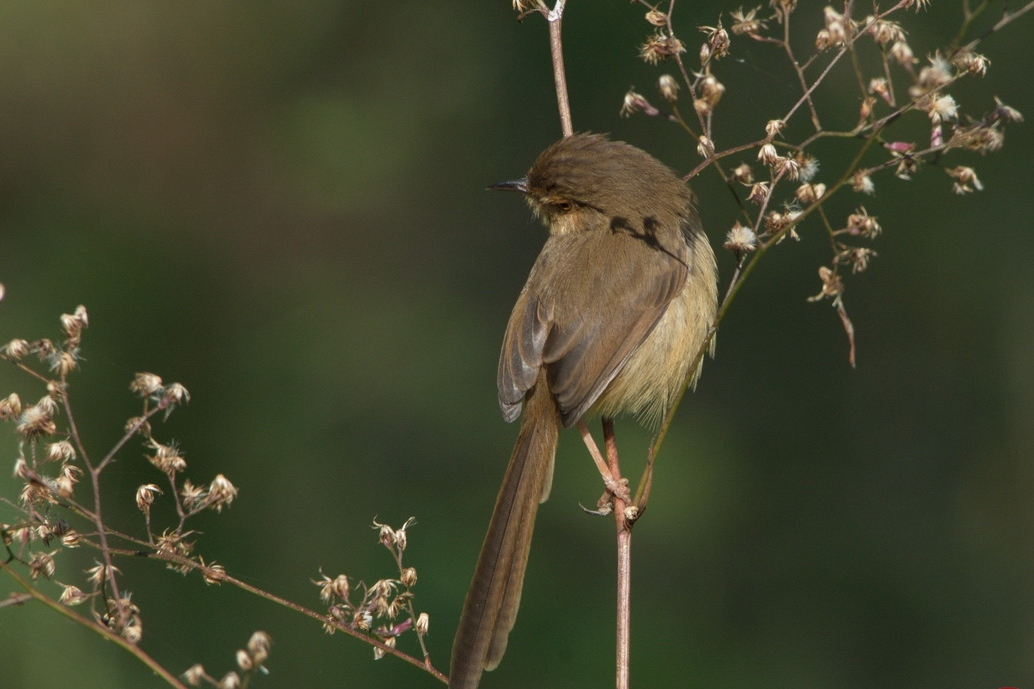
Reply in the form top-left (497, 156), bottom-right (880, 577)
top-left (795, 182), bottom-right (827, 205)
top-left (847, 207), bottom-right (882, 237)
top-left (697, 135), bottom-right (716, 159)
top-left (0, 393), bottom-right (23, 421)
top-left (46, 440), bottom-right (76, 463)
top-left (645, 9), bottom-right (668, 27)
top-left (699, 75), bottom-right (725, 107)
top-left (620, 89), bottom-right (659, 118)
top-left (247, 631), bottom-right (272, 665)
top-left (699, 21), bottom-right (730, 60)
top-left (724, 222), bottom-right (758, 256)
top-left (3, 339), bottom-right (30, 360)
top-left (640, 31), bottom-right (686, 65)
top-left (182, 665), bottom-right (206, 687)
top-left (29, 551), bottom-right (57, 580)
top-left (730, 163), bottom-right (754, 184)
top-left (747, 181), bottom-right (770, 205)
top-left (730, 7), bottom-right (765, 36)
top-left (852, 172), bottom-right (876, 195)
top-left (948, 166), bottom-right (983, 194)
top-left (17, 404), bottom-right (57, 440)
top-left (866, 17), bottom-right (905, 46)
top-left (207, 474), bottom-right (239, 512)
top-left (952, 50), bottom-right (989, 76)
top-left (131, 372), bottom-right (164, 397)
top-left (890, 40), bottom-right (916, 67)
top-left (59, 584), bottom-right (90, 606)
top-left (136, 484), bottom-right (162, 512)
top-left (757, 143), bottom-right (779, 166)
top-left (657, 74), bottom-right (680, 102)
top-left (991, 98), bottom-right (1023, 124)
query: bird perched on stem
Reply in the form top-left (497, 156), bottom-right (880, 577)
top-left (449, 133), bottom-right (717, 689)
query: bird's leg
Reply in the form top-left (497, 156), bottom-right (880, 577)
top-left (577, 420), bottom-right (630, 505)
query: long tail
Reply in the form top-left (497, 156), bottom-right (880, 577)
top-left (449, 380), bottom-right (558, 689)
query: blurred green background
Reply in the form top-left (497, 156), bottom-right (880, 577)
top-left (1, 1), bottom-right (1032, 688)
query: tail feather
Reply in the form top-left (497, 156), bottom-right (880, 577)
top-left (449, 382), bottom-right (558, 689)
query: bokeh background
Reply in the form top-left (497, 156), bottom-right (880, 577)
top-left (1, 1), bottom-right (1032, 688)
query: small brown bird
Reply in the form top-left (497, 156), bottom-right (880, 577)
top-left (449, 133), bottom-right (717, 689)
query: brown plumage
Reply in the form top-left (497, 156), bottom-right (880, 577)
top-left (449, 133), bottom-right (717, 689)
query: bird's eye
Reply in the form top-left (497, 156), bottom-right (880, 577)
top-left (555, 201), bottom-right (575, 213)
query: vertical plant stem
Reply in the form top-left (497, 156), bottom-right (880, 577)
top-left (548, 1), bottom-right (573, 137)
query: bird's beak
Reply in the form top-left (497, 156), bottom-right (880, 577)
top-left (487, 177), bottom-right (529, 193)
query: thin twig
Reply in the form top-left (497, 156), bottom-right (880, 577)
top-left (548, 1), bottom-right (573, 137)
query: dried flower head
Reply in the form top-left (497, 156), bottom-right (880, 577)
top-left (924, 93), bottom-right (958, 123)
top-left (131, 372), bottom-right (164, 398)
top-left (640, 31), bottom-right (686, 65)
top-left (315, 571), bottom-right (352, 603)
top-left (724, 222), bottom-right (758, 255)
top-left (657, 74), bottom-right (680, 102)
top-left (699, 75), bottom-right (725, 107)
top-left (182, 664), bottom-right (206, 687)
top-left (202, 561), bottom-right (226, 585)
top-left (948, 166), bottom-right (983, 194)
top-left (795, 154), bottom-right (819, 182)
top-left (2, 339), bottom-right (30, 360)
top-left (757, 143), bottom-right (779, 166)
top-left (17, 404), bottom-right (57, 440)
top-left (45, 440), bottom-right (76, 463)
top-left (697, 135), bottom-right (716, 159)
top-left (29, 551), bottom-right (57, 580)
top-left (747, 181), bottom-right (770, 205)
top-left (699, 21), bottom-right (730, 60)
top-left (866, 17), bottom-right (905, 46)
top-left (775, 156), bottom-right (801, 181)
top-left (61, 529), bottom-right (81, 547)
top-left (207, 474), bottom-right (238, 512)
top-left (59, 306), bottom-right (89, 343)
top-left (59, 583), bottom-right (90, 606)
top-left (620, 89), bottom-right (659, 117)
top-left (795, 182), bottom-right (827, 205)
top-left (839, 247), bottom-right (879, 273)
top-left (888, 40), bottom-right (916, 68)
top-left (0, 393), bottom-right (23, 421)
top-left (401, 566), bottom-right (418, 588)
top-left (810, 266), bottom-right (844, 301)
top-left (730, 6), bottom-right (765, 36)
top-left (416, 612), bottom-right (430, 635)
top-left (869, 78), bottom-right (892, 104)
top-left (86, 561), bottom-right (122, 587)
top-left (817, 6), bottom-right (852, 50)
top-left (248, 631), bottom-right (273, 665)
top-left (991, 97), bottom-right (1023, 124)
top-left (136, 484), bottom-right (162, 512)
top-left (910, 53), bottom-right (953, 98)
top-left (847, 207), bottom-right (882, 237)
top-left (765, 119), bottom-right (785, 139)
top-left (852, 172), bottom-right (876, 195)
top-left (645, 9), bottom-right (668, 27)
top-left (952, 50), bottom-right (989, 76)
top-left (148, 440), bottom-right (186, 474)
top-left (164, 382), bottom-right (191, 407)
top-left (730, 162), bottom-right (754, 184)
top-left (56, 464), bottom-right (82, 498)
